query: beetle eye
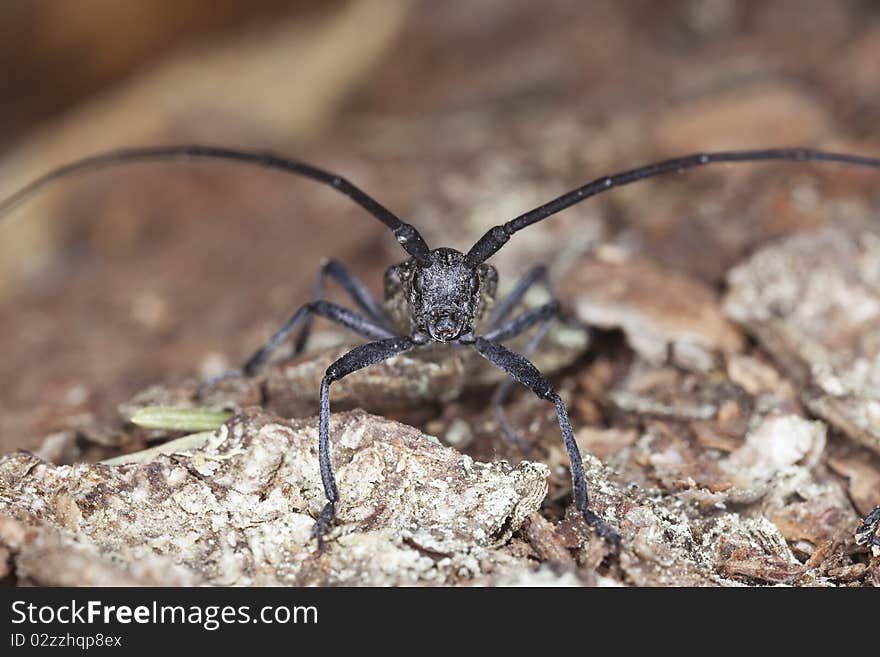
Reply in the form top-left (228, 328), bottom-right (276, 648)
top-left (470, 276), bottom-right (480, 293)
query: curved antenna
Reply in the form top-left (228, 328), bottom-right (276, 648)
top-left (0, 144), bottom-right (432, 264)
top-left (465, 148), bottom-right (880, 267)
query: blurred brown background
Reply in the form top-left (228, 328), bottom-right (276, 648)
top-left (1, 0), bottom-right (879, 450)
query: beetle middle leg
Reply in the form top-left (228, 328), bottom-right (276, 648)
top-left (487, 264), bottom-right (550, 328)
top-left (196, 300), bottom-right (395, 395)
top-left (485, 265), bottom-right (561, 447)
top-left (293, 259), bottom-right (394, 355)
top-left (490, 319), bottom-right (556, 450)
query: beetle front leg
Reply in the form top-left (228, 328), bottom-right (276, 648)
top-left (312, 336), bottom-right (416, 546)
top-left (471, 336), bottom-right (621, 549)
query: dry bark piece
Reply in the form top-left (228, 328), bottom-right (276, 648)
top-left (265, 345), bottom-right (474, 417)
top-left (827, 450), bottom-right (880, 516)
top-left (703, 415), bottom-right (858, 565)
top-left (578, 406), bottom-right (862, 584)
top-left (725, 354), bottom-right (802, 414)
top-left (521, 512), bottom-right (577, 570)
top-left (610, 360), bottom-right (752, 424)
top-left (724, 229), bottom-right (880, 455)
top-left (826, 563), bottom-right (867, 583)
top-left (722, 414), bottom-right (826, 488)
top-left (699, 414), bottom-right (855, 556)
top-left (574, 449), bottom-right (810, 586)
top-left (0, 515), bottom-right (195, 586)
top-left (561, 248), bottom-right (743, 372)
top-left (714, 520), bottom-right (804, 584)
top-left (575, 427), bottom-right (639, 462)
top-left (759, 468), bottom-right (857, 555)
top-left (601, 359), bottom-right (760, 492)
top-left (2, 403), bottom-right (867, 586)
top-left (0, 409), bottom-right (549, 586)
top-left (268, 332), bottom-right (588, 417)
top-left (122, 322), bottom-right (589, 422)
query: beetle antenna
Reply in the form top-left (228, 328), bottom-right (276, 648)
top-left (0, 144), bottom-right (433, 264)
top-left (465, 147), bottom-right (880, 266)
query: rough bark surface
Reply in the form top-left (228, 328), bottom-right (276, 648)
top-left (0, 410), bottom-right (549, 586)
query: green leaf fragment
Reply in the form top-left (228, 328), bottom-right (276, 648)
top-left (130, 407), bottom-right (232, 432)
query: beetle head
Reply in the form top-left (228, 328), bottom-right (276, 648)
top-left (407, 248), bottom-right (497, 342)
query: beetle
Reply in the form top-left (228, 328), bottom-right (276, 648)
top-left (3, 144), bottom-right (880, 547)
